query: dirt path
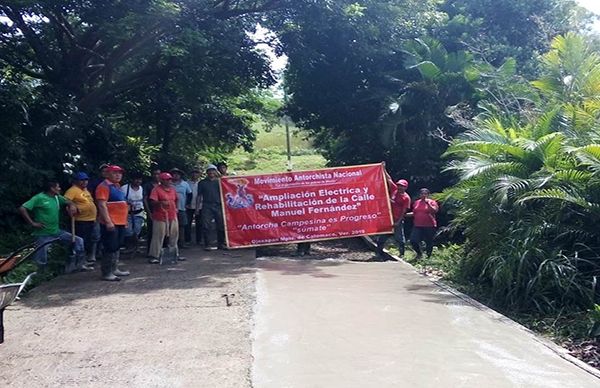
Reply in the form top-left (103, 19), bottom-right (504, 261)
top-left (1, 247), bottom-right (256, 388)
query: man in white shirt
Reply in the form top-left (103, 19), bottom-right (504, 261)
top-left (171, 168), bottom-right (192, 249)
top-left (121, 173), bottom-right (145, 251)
top-left (186, 168), bottom-right (203, 245)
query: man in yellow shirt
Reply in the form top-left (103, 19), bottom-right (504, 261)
top-left (65, 172), bottom-right (97, 266)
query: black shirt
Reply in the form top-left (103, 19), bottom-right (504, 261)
top-left (197, 178), bottom-right (221, 205)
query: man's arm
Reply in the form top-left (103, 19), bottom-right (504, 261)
top-left (185, 182), bottom-right (193, 208)
top-left (426, 199), bottom-right (439, 213)
top-left (97, 200), bottom-right (114, 230)
top-left (64, 200), bottom-right (78, 217)
top-left (19, 206), bottom-right (44, 229)
top-left (195, 182), bottom-right (203, 213)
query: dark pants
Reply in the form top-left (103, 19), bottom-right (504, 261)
top-left (185, 209), bottom-right (202, 244)
top-left (100, 225), bottom-right (126, 276)
top-left (376, 220), bottom-right (405, 255)
top-left (297, 242), bottom-right (311, 254)
top-left (74, 220), bottom-right (95, 254)
top-left (177, 210), bottom-right (188, 246)
top-left (410, 227), bottom-right (436, 257)
top-left (146, 217), bottom-right (154, 254)
top-left (202, 203), bottom-right (225, 248)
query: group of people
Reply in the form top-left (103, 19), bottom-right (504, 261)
top-left (18, 159), bottom-right (437, 281)
top-left (376, 169), bottom-right (439, 260)
top-left (19, 162), bottom-right (230, 281)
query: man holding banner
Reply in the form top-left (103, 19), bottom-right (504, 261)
top-left (220, 163), bottom-right (394, 248)
top-left (375, 170), bottom-right (411, 258)
top-left (198, 164), bottom-right (225, 250)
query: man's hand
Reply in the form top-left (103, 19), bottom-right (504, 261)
top-left (31, 222), bottom-right (45, 229)
top-left (106, 222), bottom-right (115, 231)
top-left (67, 204), bottom-right (78, 217)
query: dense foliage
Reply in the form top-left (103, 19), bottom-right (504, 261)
top-left (280, 0), bottom-right (589, 192)
top-left (0, 0), bottom-right (284, 233)
top-left (442, 34), bottom-right (600, 313)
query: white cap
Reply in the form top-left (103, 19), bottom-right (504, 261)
top-left (206, 164), bottom-right (218, 171)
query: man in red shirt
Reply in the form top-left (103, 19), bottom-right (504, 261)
top-left (376, 170), bottom-right (411, 259)
top-left (408, 188), bottom-right (439, 259)
top-left (148, 172), bottom-right (179, 263)
top-left (96, 165), bottom-right (130, 281)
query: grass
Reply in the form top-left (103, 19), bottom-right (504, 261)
top-left (228, 123), bottom-right (326, 175)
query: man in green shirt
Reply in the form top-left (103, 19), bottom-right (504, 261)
top-left (19, 181), bottom-right (88, 272)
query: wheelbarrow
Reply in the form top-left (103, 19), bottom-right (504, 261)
top-left (0, 273), bottom-right (36, 343)
top-left (0, 238), bottom-right (59, 344)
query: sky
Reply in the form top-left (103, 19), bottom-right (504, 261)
top-left (577, 0), bottom-right (600, 31)
top-left (578, 0), bottom-right (600, 14)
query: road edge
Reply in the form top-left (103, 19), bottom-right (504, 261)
top-left (362, 236), bottom-right (600, 380)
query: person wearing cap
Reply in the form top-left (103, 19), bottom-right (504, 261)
top-left (148, 172), bottom-right (179, 263)
top-left (87, 163), bottom-right (111, 262)
top-left (96, 165), bottom-right (130, 281)
top-left (376, 168), bottom-right (411, 259)
top-left (19, 181), bottom-right (85, 272)
top-left (121, 173), bottom-right (145, 251)
top-left (143, 166), bottom-right (161, 255)
top-left (64, 172), bottom-right (97, 267)
top-left (171, 168), bottom-right (192, 250)
top-left (186, 168), bottom-right (203, 245)
top-left (88, 163), bottom-right (110, 200)
top-left (197, 164), bottom-right (225, 250)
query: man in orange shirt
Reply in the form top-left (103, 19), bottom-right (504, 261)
top-left (96, 165), bottom-right (130, 281)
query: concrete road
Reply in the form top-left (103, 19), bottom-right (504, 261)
top-left (252, 259), bottom-right (600, 388)
top-left (0, 247), bottom-right (256, 388)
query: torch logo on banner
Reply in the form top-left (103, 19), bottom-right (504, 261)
top-left (225, 178), bottom-right (254, 209)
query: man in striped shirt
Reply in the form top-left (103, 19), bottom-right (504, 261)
top-left (96, 165), bottom-right (130, 281)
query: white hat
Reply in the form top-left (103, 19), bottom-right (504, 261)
top-left (206, 164), bottom-right (218, 171)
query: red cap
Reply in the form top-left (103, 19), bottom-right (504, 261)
top-left (159, 172), bottom-right (173, 180)
top-left (397, 179), bottom-right (409, 187)
top-left (106, 165), bottom-right (124, 172)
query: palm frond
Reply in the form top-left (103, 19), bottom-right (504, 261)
top-left (517, 188), bottom-right (594, 209)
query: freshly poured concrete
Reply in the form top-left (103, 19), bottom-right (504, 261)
top-left (252, 259), bottom-right (599, 388)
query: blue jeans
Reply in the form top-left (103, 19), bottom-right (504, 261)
top-left (34, 231), bottom-right (84, 265)
top-left (376, 220), bottom-right (406, 255)
top-left (125, 215), bottom-right (145, 237)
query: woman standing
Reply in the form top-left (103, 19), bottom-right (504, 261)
top-left (408, 188), bottom-right (439, 259)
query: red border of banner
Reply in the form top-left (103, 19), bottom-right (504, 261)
top-left (220, 163), bottom-right (394, 249)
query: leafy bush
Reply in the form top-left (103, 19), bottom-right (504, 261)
top-left (442, 34), bottom-right (600, 313)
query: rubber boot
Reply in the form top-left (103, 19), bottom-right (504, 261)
top-left (101, 252), bottom-right (120, 281)
top-left (87, 242), bottom-right (97, 263)
top-left (75, 252), bottom-right (93, 271)
top-left (112, 251), bottom-right (130, 277)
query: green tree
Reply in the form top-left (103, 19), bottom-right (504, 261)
top-left (278, 0), bottom-right (587, 192)
top-left (436, 0), bottom-right (591, 76)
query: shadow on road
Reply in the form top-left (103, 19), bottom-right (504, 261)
top-left (17, 247), bottom-right (255, 310)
